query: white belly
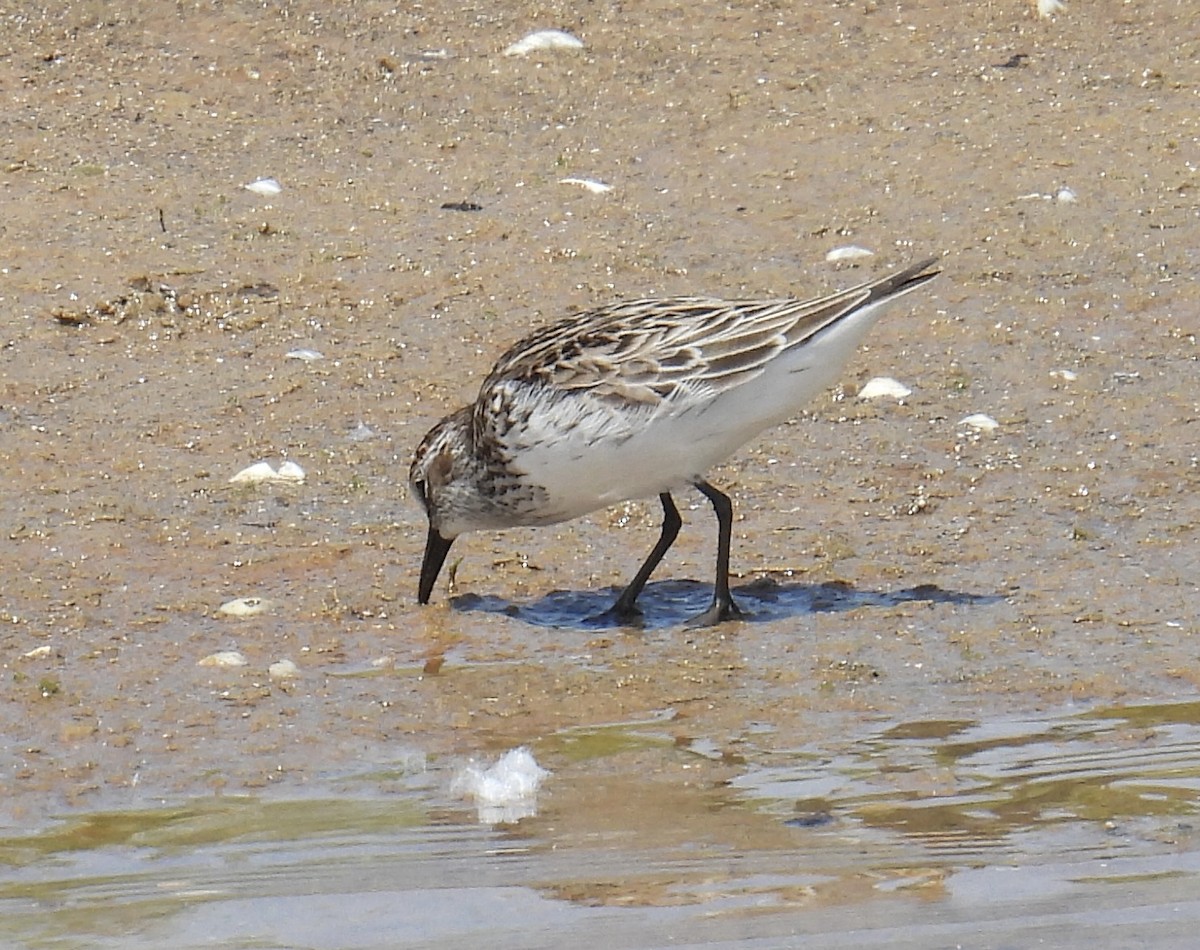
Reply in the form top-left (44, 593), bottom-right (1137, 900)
top-left (509, 324), bottom-right (866, 524)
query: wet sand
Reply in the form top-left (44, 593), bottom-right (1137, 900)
top-left (1, 0), bottom-right (1198, 943)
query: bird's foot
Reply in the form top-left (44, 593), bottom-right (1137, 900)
top-left (684, 595), bottom-right (745, 629)
top-left (590, 599), bottom-right (645, 628)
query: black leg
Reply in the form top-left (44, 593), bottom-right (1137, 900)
top-left (609, 492), bottom-right (682, 620)
top-left (686, 479), bottom-right (744, 627)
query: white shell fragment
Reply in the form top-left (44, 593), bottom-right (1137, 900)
top-left (229, 461), bottom-right (306, 484)
top-left (959, 413), bottom-right (1000, 431)
top-left (22, 645), bottom-right (53, 659)
top-left (218, 597), bottom-right (275, 618)
top-left (559, 177), bottom-right (613, 194)
top-left (1037, 0), bottom-right (1066, 16)
top-left (269, 659), bottom-right (300, 679)
top-left (285, 348), bottom-right (324, 362)
top-left (1017, 186), bottom-right (1077, 203)
top-left (1051, 368), bottom-right (1079, 381)
top-left (198, 650), bottom-right (249, 668)
top-left (244, 177), bottom-right (282, 196)
top-left (275, 460), bottom-right (306, 482)
top-left (229, 462), bottom-right (278, 484)
top-left (504, 29), bottom-right (584, 57)
top-left (825, 246), bottom-right (875, 262)
top-left (858, 376), bottom-right (912, 400)
top-left (451, 747), bottom-right (550, 824)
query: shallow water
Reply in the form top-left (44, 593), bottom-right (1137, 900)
top-left (2, 699), bottom-right (1198, 948)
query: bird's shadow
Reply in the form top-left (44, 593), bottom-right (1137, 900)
top-left (448, 576), bottom-right (1003, 631)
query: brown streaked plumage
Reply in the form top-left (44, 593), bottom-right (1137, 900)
top-left (410, 258), bottom-right (940, 626)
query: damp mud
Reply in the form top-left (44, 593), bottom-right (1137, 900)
top-left (1, 1), bottom-right (1198, 946)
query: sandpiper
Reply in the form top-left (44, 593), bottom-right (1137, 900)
top-left (410, 258), bottom-right (940, 626)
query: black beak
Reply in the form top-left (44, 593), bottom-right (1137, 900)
top-left (418, 527), bottom-right (455, 604)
